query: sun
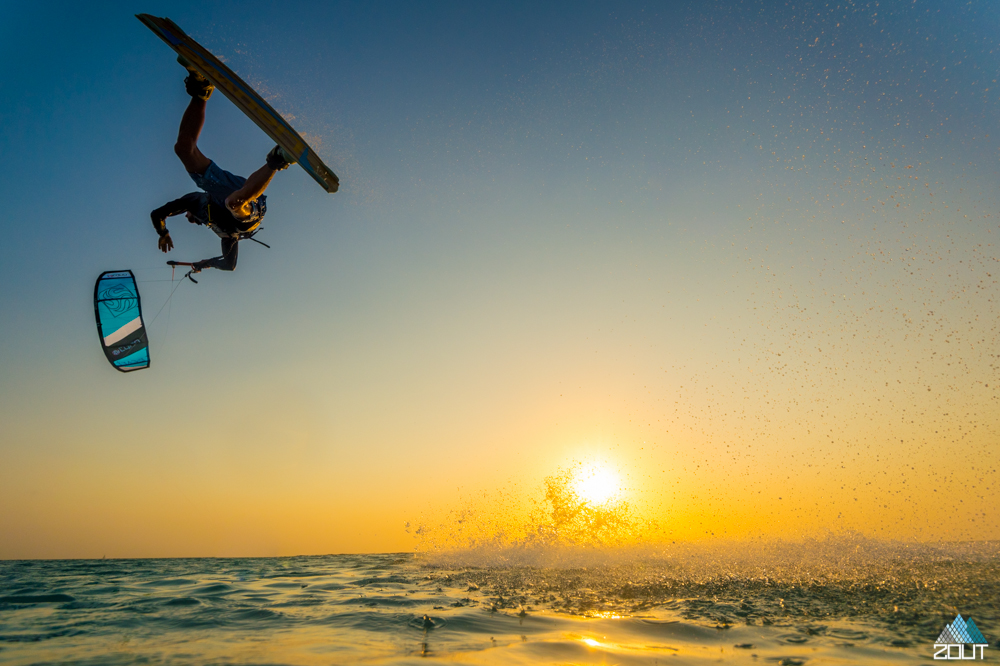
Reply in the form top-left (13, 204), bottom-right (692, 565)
top-left (571, 462), bottom-right (622, 505)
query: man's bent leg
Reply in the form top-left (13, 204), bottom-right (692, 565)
top-left (225, 163), bottom-right (276, 217)
top-left (192, 238), bottom-right (239, 273)
top-left (174, 98), bottom-right (212, 175)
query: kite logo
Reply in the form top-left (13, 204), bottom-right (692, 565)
top-left (99, 284), bottom-right (137, 316)
top-left (112, 340), bottom-right (141, 356)
top-left (934, 614), bottom-right (988, 660)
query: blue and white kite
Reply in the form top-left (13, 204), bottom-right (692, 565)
top-left (94, 270), bottom-right (149, 372)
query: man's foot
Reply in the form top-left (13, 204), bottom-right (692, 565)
top-left (177, 55), bottom-right (213, 100)
top-left (266, 145), bottom-right (296, 171)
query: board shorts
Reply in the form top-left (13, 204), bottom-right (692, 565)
top-left (188, 161), bottom-right (267, 218)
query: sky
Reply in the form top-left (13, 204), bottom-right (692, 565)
top-left (0, 0), bottom-right (998, 559)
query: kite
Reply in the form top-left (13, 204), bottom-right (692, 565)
top-left (94, 270), bottom-right (149, 372)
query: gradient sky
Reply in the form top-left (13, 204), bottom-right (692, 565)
top-left (1, 0), bottom-right (998, 559)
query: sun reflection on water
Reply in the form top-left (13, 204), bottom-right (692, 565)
top-left (586, 611), bottom-right (625, 619)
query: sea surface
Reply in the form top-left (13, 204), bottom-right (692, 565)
top-left (1, 542), bottom-right (997, 665)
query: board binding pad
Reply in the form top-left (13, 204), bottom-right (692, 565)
top-left (137, 14), bottom-right (339, 193)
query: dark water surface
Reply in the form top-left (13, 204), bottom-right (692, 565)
top-left (0, 545), bottom-right (997, 664)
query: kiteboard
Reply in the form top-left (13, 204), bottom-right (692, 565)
top-left (137, 14), bottom-right (339, 193)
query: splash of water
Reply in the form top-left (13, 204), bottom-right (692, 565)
top-left (411, 473), bottom-right (1000, 638)
top-left (411, 464), bottom-right (660, 566)
top-left (410, 465), bottom-right (999, 580)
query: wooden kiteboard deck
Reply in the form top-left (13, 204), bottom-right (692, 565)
top-left (137, 14), bottom-right (339, 193)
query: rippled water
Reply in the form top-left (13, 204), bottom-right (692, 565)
top-left (1, 543), bottom-right (997, 665)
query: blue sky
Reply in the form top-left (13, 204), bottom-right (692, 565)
top-left (1, 1), bottom-right (998, 557)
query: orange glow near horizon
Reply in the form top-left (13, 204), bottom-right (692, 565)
top-left (2, 4), bottom-right (999, 560)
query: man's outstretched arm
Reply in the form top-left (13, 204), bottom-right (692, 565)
top-left (150, 193), bottom-right (204, 253)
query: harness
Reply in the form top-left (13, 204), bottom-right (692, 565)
top-left (173, 195), bottom-right (272, 285)
top-left (203, 199), bottom-right (268, 245)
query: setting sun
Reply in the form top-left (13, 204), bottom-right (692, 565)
top-left (571, 463), bottom-right (621, 505)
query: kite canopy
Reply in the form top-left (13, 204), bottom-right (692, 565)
top-left (94, 270), bottom-right (149, 372)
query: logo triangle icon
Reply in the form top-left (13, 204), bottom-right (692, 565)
top-left (937, 624), bottom-right (959, 644)
top-left (966, 618), bottom-right (987, 644)
top-left (950, 615), bottom-right (973, 643)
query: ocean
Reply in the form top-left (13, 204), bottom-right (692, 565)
top-left (1, 540), bottom-right (997, 665)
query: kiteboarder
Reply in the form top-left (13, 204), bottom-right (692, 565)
top-left (150, 57), bottom-right (294, 274)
